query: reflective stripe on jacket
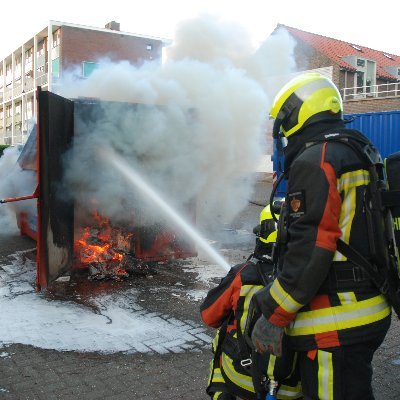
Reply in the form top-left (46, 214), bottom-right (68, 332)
top-left (261, 131), bottom-right (391, 351)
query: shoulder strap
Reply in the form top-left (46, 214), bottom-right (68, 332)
top-left (213, 311), bottom-right (232, 359)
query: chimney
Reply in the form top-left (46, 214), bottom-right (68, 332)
top-left (105, 21), bottom-right (120, 31)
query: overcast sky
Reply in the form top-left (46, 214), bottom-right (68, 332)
top-left (1, 0), bottom-right (399, 59)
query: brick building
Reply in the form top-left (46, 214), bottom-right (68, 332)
top-left (276, 24), bottom-right (400, 115)
top-left (0, 20), bottom-right (166, 145)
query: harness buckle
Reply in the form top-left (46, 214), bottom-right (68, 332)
top-left (240, 358), bottom-right (252, 367)
top-left (352, 266), bottom-right (365, 282)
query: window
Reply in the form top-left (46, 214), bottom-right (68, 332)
top-left (5, 64), bottom-right (12, 85)
top-left (146, 44), bottom-right (153, 51)
top-left (14, 56), bottom-right (22, 80)
top-left (15, 103), bottom-right (22, 115)
top-left (25, 48), bottom-right (33, 63)
top-left (82, 61), bottom-right (99, 78)
top-left (354, 58), bottom-right (376, 94)
top-left (52, 58), bottom-right (60, 78)
top-left (26, 99), bottom-right (33, 114)
top-left (356, 71), bottom-right (365, 92)
top-left (37, 41), bottom-right (45, 57)
top-left (357, 58), bottom-right (365, 67)
top-left (52, 29), bottom-right (60, 48)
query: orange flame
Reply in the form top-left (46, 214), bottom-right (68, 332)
top-left (74, 213), bottom-right (131, 269)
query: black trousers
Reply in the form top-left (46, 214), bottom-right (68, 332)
top-left (297, 337), bottom-right (385, 400)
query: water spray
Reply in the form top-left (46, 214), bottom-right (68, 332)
top-left (98, 147), bottom-right (231, 272)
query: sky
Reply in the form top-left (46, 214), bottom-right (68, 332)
top-left (1, 0), bottom-right (399, 59)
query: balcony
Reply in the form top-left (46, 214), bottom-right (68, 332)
top-left (36, 74), bottom-right (48, 87)
top-left (342, 82), bottom-right (400, 101)
top-left (5, 88), bottom-right (12, 101)
top-left (14, 114), bottom-right (22, 124)
top-left (14, 85), bottom-right (23, 97)
top-left (24, 78), bottom-right (34, 92)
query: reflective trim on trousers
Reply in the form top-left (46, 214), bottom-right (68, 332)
top-left (317, 350), bottom-right (334, 400)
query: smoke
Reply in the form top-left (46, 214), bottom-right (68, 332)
top-left (0, 147), bottom-right (37, 234)
top-left (58, 16), bottom-right (296, 234)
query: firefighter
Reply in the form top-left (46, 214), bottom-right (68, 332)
top-left (253, 203), bottom-right (280, 259)
top-left (200, 207), bottom-right (302, 400)
top-left (250, 72), bottom-right (392, 399)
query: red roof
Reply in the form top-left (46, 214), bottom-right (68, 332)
top-left (278, 24), bottom-right (400, 81)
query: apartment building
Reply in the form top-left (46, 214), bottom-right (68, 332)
top-left (0, 20), bottom-right (165, 145)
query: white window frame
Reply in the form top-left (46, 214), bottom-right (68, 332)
top-left (354, 58), bottom-right (376, 93)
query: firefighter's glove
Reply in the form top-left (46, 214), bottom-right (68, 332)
top-left (251, 316), bottom-right (284, 357)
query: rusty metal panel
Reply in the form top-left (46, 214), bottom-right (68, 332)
top-left (37, 89), bottom-right (74, 289)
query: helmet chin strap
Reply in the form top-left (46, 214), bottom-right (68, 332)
top-left (272, 110), bottom-right (286, 139)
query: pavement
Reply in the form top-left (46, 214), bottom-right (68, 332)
top-left (1, 178), bottom-right (400, 400)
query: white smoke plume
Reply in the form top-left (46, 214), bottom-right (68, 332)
top-left (0, 147), bottom-right (37, 234)
top-left (58, 16), bottom-right (296, 234)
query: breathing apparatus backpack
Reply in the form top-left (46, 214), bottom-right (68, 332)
top-left (270, 132), bottom-right (400, 318)
top-left (331, 138), bottom-right (400, 318)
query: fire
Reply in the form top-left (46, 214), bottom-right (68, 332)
top-left (75, 228), bottom-right (123, 264)
top-left (74, 212), bottom-right (132, 280)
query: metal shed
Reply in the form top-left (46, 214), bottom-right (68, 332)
top-left (344, 110), bottom-right (400, 158)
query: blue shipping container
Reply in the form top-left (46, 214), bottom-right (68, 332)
top-left (272, 110), bottom-right (400, 199)
top-left (344, 110), bottom-right (400, 159)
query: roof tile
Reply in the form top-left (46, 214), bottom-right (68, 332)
top-left (277, 24), bottom-right (400, 81)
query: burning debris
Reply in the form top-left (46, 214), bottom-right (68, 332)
top-left (74, 212), bottom-right (134, 281)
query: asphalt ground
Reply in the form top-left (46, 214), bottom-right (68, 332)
top-left (1, 178), bottom-right (400, 400)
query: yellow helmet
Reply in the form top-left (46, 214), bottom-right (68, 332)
top-left (270, 72), bottom-right (343, 138)
top-left (253, 204), bottom-right (279, 259)
top-left (259, 205), bottom-right (277, 244)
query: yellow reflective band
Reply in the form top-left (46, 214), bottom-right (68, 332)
top-left (286, 294), bottom-right (390, 336)
top-left (240, 285), bottom-right (263, 332)
top-left (318, 350), bottom-right (333, 400)
top-left (212, 331), bottom-right (220, 352)
top-left (260, 230), bottom-right (277, 244)
top-left (277, 381), bottom-right (303, 399)
top-left (341, 186), bottom-right (356, 242)
top-left (221, 353), bottom-right (255, 393)
top-left (240, 285), bottom-right (263, 297)
top-left (270, 279), bottom-right (303, 314)
top-left (338, 291), bottom-right (357, 305)
top-left (333, 169), bottom-right (369, 262)
top-left (267, 354), bottom-right (277, 379)
top-left (212, 367), bottom-right (225, 384)
top-left (208, 359), bottom-right (214, 386)
top-left (337, 170), bottom-right (369, 192)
